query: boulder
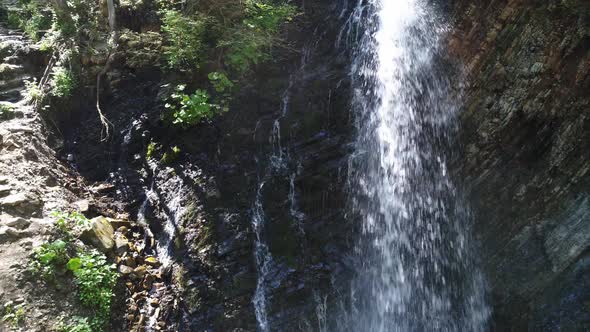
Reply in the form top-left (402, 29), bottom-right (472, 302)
top-left (73, 199), bottom-right (90, 213)
top-left (0, 192), bottom-right (41, 214)
top-left (0, 184), bottom-right (11, 196)
top-left (144, 256), bottom-right (160, 267)
top-left (115, 234), bottom-right (129, 254)
top-left (109, 218), bottom-right (131, 229)
top-left (81, 216), bottom-right (115, 252)
top-left (0, 214), bottom-right (30, 230)
top-left (119, 265), bottom-right (134, 275)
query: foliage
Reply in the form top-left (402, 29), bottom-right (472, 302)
top-left (24, 78), bottom-right (42, 103)
top-left (7, 0), bottom-right (52, 40)
top-left (57, 316), bottom-right (92, 332)
top-left (160, 145), bottom-right (181, 164)
top-left (221, 0), bottom-right (296, 74)
top-left (166, 84), bottom-right (226, 126)
top-left (118, 29), bottom-right (163, 68)
top-left (67, 251), bottom-right (117, 330)
top-left (50, 66), bottom-right (76, 98)
top-left (160, 9), bottom-right (208, 70)
top-left (50, 210), bottom-right (90, 235)
top-left (146, 141), bottom-right (159, 159)
top-left (1, 302), bottom-right (25, 327)
top-left (29, 239), bottom-right (69, 280)
top-left (0, 104), bottom-right (14, 121)
top-left (28, 211), bottom-right (117, 331)
top-left (52, 0), bottom-right (101, 41)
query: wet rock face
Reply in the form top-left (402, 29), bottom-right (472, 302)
top-left (450, 0), bottom-right (590, 329)
top-left (61, 0), bottom-right (354, 330)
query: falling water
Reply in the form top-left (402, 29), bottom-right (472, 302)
top-left (346, 0), bottom-right (489, 331)
top-left (136, 163), bottom-right (180, 331)
top-left (251, 43), bottom-right (315, 331)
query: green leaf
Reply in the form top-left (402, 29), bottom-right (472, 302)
top-left (67, 257), bottom-right (82, 272)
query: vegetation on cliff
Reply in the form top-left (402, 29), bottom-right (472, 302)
top-left (2, 0), bottom-right (296, 131)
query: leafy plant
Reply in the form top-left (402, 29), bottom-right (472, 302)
top-left (161, 145), bottom-right (181, 164)
top-left (57, 316), bottom-right (92, 332)
top-left (67, 250), bottom-right (117, 330)
top-left (244, 0), bottom-right (297, 32)
top-left (0, 104), bottom-right (14, 121)
top-left (160, 9), bottom-right (207, 70)
top-left (29, 239), bottom-right (69, 280)
top-left (146, 141), bottom-right (159, 160)
top-left (222, 0), bottom-right (296, 74)
top-left (2, 302), bottom-right (25, 327)
top-left (50, 66), bottom-right (76, 98)
top-left (24, 78), bottom-right (42, 103)
top-left (166, 84), bottom-right (226, 127)
top-left (50, 210), bottom-right (90, 235)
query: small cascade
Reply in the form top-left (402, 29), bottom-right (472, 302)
top-left (136, 163), bottom-right (180, 331)
top-left (250, 44), bottom-right (314, 331)
top-left (252, 179), bottom-right (273, 332)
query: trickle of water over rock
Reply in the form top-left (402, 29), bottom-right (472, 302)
top-left (344, 0), bottom-right (490, 331)
top-left (251, 45), bottom-right (314, 331)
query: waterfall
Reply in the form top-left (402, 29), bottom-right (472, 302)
top-left (345, 0), bottom-right (490, 331)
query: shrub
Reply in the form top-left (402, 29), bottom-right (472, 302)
top-left (50, 66), bottom-right (76, 98)
top-left (160, 9), bottom-right (208, 70)
top-left (1, 302), bottom-right (25, 327)
top-left (29, 239), bottom-right (70, 280)
top-left (0, 104), bottom-right (14, 121)
top-left (160, 145), bottom-right (181, 164)
top-left (166, 84), bottom-right (226, 126)
top-left (24, 78), bottom-right (42, 103)
top-left (67, 251), bottom-right (117, 330)
top-left (8, 0), bottom-right (52, 41)
top-left (50, 210), bottom-right (90, 235)
top-left (58, 316), bottom-right (92, 332)
top-left (146, 141), bottom-right (159, 159)
top-left (222, 0), bottom-right (296, 74)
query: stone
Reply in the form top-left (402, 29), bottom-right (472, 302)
top-left (108, 218), bottom-right (131, 229)
top-left (81, 216), bottom-right (115, 252)
top-left (119, 265), bottom-right (134, 275)
top-left (143, 274), bottom-right (155, 290)
top-left (73, 199), bottom-right (90, 213)
top-left (232, 271), bottom-right (257, 291)
top-left (0, 193), bottom-right (27, 207)
top-left (0, 185), bottom-right (11, 196)
top-left (0, 214), bottom-right (30, 230)
top-left (115, 234), bottom-right (129, 254)
top-left (0, 192), bottom-right (41, 214)
top-left (132, 265), bottom-right (147, 279)
top-left (124, 256), bottom-right (137, 268)
top-left (90, 183), bottom-right (115, 193)
top-left (144, 256), bottom-right (160, 267)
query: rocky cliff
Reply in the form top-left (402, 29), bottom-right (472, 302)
top-left (0, 0), bottom-right (588, 331)
top-left (450, 0), bottom-right (589, 330)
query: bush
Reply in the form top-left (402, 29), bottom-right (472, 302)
top-left (50, 210), bottom-right (90, 236)
top-left (50, 66), bottom-right (76, 98)
top-left (8, 0), bottom-right (52, 41)
top-left (1, 302), bottom-right (25, 327)
top-left (160, 9), bottom-right (208, 70)
top-left (0, 104), bottom-right (14, 121)
top-left (166, 84), bottom-right (226, 126)
top-left (67, 251), bottom-right (117, 330)
top-left (29, 239), bottom-right (70, 280)
top-left (58, 316), bottom-right (92, 332)
top-left (221, 0), bottom-right (296, 74)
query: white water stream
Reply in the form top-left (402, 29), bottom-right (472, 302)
top-left (345, 0), bottom-right (490, 331)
